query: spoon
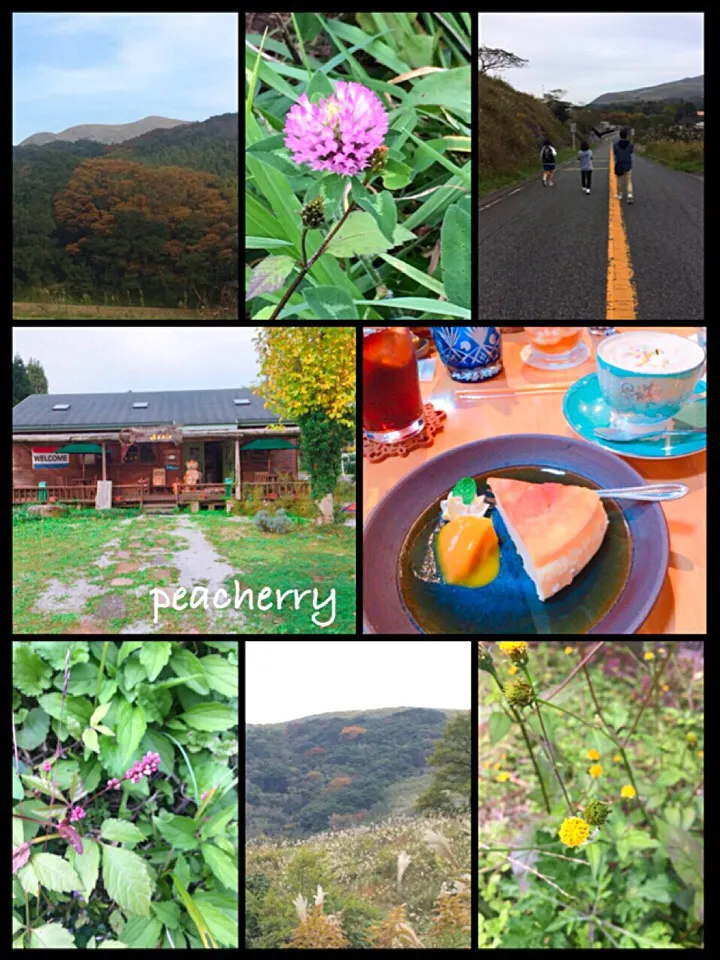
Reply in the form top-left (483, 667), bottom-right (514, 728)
top-left (484, 482), bottom-right (688, 505)
top-left (594, 425), bottom-right (705, 442)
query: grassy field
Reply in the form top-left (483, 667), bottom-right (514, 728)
top-left (13, 302), bottom-right (207, 320)
top-left (638, 139), bottom-right (704, 174)
top-left (479, 146), bottom-right (577, 198)
top-left (13, 508), bottom-right (355, 634)
top-left (246, 814), bottom-right (470, 949)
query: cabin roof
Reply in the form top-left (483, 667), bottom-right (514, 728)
top-left (13, 387), bottom-right (286, 431)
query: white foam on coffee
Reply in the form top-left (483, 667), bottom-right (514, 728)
top-left (599, 331), bottom-right (705, 375)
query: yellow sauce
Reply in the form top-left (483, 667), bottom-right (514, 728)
top-left (436, 515), bottom-right (500, 588)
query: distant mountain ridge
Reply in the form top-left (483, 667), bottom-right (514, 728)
top-left (19, 115), bottom-right (191, 147)
top-left (587, 75), bottom-right (704, 106)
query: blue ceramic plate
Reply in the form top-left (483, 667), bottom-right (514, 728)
top-left (563, 374), bottom-right (706, 460)
top-left (363, 434), bottom-right (669, 635)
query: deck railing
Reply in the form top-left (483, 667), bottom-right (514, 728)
top-left (13, 478), bottom-right (312, 506)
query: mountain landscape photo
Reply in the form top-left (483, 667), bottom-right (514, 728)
top-left (12, 12), bottom-right (238, 320)
top-left (587, 74), bottom-right (704, 107)
top-left (245, 641), bottom-right (471, 949)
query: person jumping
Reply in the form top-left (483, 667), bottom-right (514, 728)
top-left (578, 140), bottom-right (593, 194)
top-left (540, 138), bottom-right (557, 187)
top-left (613, 127), bottom-right (634, 203)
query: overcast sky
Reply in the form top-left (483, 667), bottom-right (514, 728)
top-left (13, 327), bottom-right (259, 394)
top-left (13, 12), bottom-right (237, 144)
top-left (479, 13), bottom-right (703, 105)
top-left (246, 641), bottom-right (471, 724)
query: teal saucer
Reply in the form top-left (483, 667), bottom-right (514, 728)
top-left (563, 374), bottom-right (706, 460)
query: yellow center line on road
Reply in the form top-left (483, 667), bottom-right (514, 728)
top-left (606, 152), bottom-right (637, 320)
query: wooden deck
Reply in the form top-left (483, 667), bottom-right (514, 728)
top-left (12, 479), bottom-right (311, 507)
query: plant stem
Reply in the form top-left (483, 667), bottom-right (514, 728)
top-left (488, 670), bottom-right (551, 813)
top-left (93, 642), bottom-right (109, 707)
top-left (523, 666), bottom-right (573, 815)
top-left (621, 641), bottom-right (677, 748)
top-left (301, 228), bottom-right (309, 268)
top-left (12, 709), bottom-right (20, 774)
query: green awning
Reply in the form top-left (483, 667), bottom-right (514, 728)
top-left (241, 438), bottom-right (296, 450)
top-left (56, 443), bottom-right (103, 454)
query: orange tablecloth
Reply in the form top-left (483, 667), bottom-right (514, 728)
top-left (363, 327), bottom-right (706, 635)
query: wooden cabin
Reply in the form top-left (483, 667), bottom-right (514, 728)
top-left (12, 387), bottom-right (305, 508)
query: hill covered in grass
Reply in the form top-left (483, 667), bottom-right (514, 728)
top-left (246, 707), bottom-right (463, 839)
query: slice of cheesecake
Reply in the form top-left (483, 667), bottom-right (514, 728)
top-left (487, 477), bottom-right (609, 601)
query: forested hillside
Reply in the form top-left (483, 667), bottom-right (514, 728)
top-left (246, 708), bottom-right (459, 839)
top-left (13, 112), bottom-right (238, 310)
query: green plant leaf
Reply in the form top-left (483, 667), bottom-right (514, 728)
top-left (408, 66), bottom-right (471, 122)
top-left (115, 701), bottom-right (147, 768)
top-left (193, 892), bottom-right (239, 948)
top-left (246, 255), bottom-right (297, 301)
top-left (102, 844), bottom-right (152, 917)
top-left (304, 286), bottom-right (359, 320)
top-left (376, 253), bottom-right (445, 296)
top-left (245, 133), bottom-right (287, 153)
top-left (32, 640), bottom-right (90, 670)
top-left (489, 712), bottom-right (512, 745)
top-left (200, 843), bottom-right (238, 892)
top-left (27, 921), bottom-right (77, 949)
top-left (246, 236), bottom-right (295, 250)
top-left (154, 813), bottom-right (199, 851)
top-left (169, 649), bottom-right (209, 695)
top-left (138, 642), bottom-right (172, 683)
top-left (399, 32), bottom-right (435, 69)
top-left (200, 801), bottom-right (238, 840)
top-left (20, 775), bottom-right (67, 803)
top-left (38, 693), bottom-right (93, 738)
top-left (99, 679), bottom-right (118, 704)
top-left (381, 158), bottom-right (412, 190)
top-left (357, 296), bottom-right (471, 318)
top-left (151, 901), bottom-right (181, 930)
top-left (116, 642), bottom-right (143, 667)
top-left (305, 69), bottom-right (335, 102)
top-left (13, 644), bottom-right (54, 697)
top-left (97, 941), bottom-right (130, 949)
top-left (89, 703), bottom-right (111, 728)
top-left (82, 728), bottom-right (100, 754)
top-left (179, 703), bottom-right (237, 732)
top-left (140, 730), bottom-right (175, 776)
top-left (13, 770), bottom-right (24, 800)
top-left (67, 838), bottom-right (100, 897)
top-left (123, 659), bottom-right (146, 690)
top-left (350, 182), bottom-right (397, 243)
top-left (441, 203), bottom-right (471, 309)
top-left (171, 876), bottom-right (217, 949)
top-left (119, 915), bottom-right (163, 948)
top-left (31, 853), bottom-right (82, 892)
top-left (657, 822), bottom-right (703, 888)
top-left (101, 819), bottom-right (147, 844)
top-left (198, 655), bottom-right (239, 698)
top-left (18, 861), bottom-right (39, 896)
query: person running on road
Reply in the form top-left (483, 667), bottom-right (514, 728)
top-left (540, 138), bottom-right (557, 187)
top-left (613, 128), bottom-right (634, 204)
top-left (578, 140), bottom-right (593, 194)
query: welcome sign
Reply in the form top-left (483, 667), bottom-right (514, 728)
top-left (32, 447), bottom-right (70, 469)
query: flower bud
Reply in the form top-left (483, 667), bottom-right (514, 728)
top-left (583, 800), bottom-right (611, 826)
top-left (301, 196), bottom-right (325, 229)
top-left (369, 145), bottom-right (388, 173)
top-left (504, 677), bottom-right (534, 708)
top-left (478, 643), bottom-right (495, 673)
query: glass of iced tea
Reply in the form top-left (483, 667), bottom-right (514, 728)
top-left (522, 326), bottom-right (589, 370)
top-left (363, 327), bottom-right (424, 443)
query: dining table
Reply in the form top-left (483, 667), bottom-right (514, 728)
top-left (363, 326), bottom-right (706, 635)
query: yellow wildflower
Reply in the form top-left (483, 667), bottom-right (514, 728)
top-left (494, 762), bottom-right (502, 770)
top-left (483, 761), bottom-right (492, 769)
top-left (613, 754), bottom-right (622, 763)
top-left (589, 764), bottom-right (603, 779)
top-left (501, 753), bottom-right (507, 761)
top-left (564, 646), bottom-right (574, 655)
top-left (558, 817), bottom-right (591, 848)
top-left (658, 647), bottom-right (666, 656)
top-left (621, 785), bottom-right (636, 799)
top-left (686, 732), bottom-right (697, 745)
top-left (508, 664), bottom-right (518, 675)
top-left (697, 751), bottom-right (704, 759)
top-left (587, 748), bottom-right (601, 761)
top-left (662, 684), bottom-right (670, 692)
top-left (644, 651), bottom-right (655, 661)
top-left (496, 772), bottom-right (511, 783)
top-left (497, 641), bottom-right (528, 663)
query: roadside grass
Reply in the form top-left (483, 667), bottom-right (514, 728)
top-left (13, 302), bottom-right (204, 320)
top-left (639, 139), bottom-right (704, 174)
top-left (479, 146), bottom-right (576, 198)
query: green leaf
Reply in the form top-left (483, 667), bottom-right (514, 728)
top-left (350, 182), bottom-right (397, 243)
top-left (99, 679), bottom-right (118, 704)
top-left (140, 730), bottom-right (175, 776)
top-left (32, 640), bottom-right (90, 670)
top-left (376, 253), bottom-right (446, 297)
top-left (246, 236), bottom-right (295, 250)
top-left (245, 133), bottom-right (287, 153)
top-left (13, 645), bottom-right (54, 697)
top-left (408, 66), bottom-right (471, 122)
top-left (192, 892), bottom-right (239, 948)
top-left (657, 822), bottom-right (703, 888)
top-left (358, 296), bottom-right (471, 319)
top-left (399, 32), bottom-right (435, 69)
top-left (38, 694), bottom-right (93, 738)
top-left (585, 842), bottom-right (603, 882)
top-left (305, 69), bottom-right (335, 102)
top-left (115, 701), bottom-right (147, 768)
top-left (102, 844), bottom-right (152, 917)
top-left (21, 775), bottom-right (67, 803)
top-left (55, 662), bottom-right (99, 697)
top-left (304, 286), bottom-right (359, 320)
top-left (626, 829), bottom-right (660, 852)
top-left (151, 901), bottom-right (181, 929)
top-left (656, 767), bottom-right (685, 787)
top-left (295, 12), bottom-right (322, 42)
top-left (67, 838), bottom-right (100, 897)
top-left (109, 910), bottom-right (125, 937)
top-left (94, 725), bottom-right (115, 737)
top-left (200, 801), bottom-right (238, 841)
top-left (31, 853), bottom-right (82, 892)
top-left (83, 728), bottom-right (100, 754)
top-left (174, 854), bottom-right (190, 888)
top-left (635, 875), bottom-right (672, 905)
top-left (119, 916), bottom-right (162, 948)
top-left (169, 649), bottom-right (209, 695)
top-left (489, 712), bottom-right (512, 745)
top-left (246, 255), bottom-right (296, 301)
top-left (200, 843), bottom-right (238, 892)
top-left (381, 158), bottom-right (412, 190)
top-left (123, 659), bottom-right (146, 690)
top-left (441, 203), bottom-right (471, 309)
top-left (154, 814), bottom-right (199, 852)
top-left (138, 642), bottom-right (172, 683)
top-left (97, 941), bottom-right (130, 949)
top-left (27, 922), bottom-right (77, 949)
top-left (90, 703), bottom-right (111, 728)
top-left (116, 642), bottom-right (143, 667)
top-left (180, 703), bottom-right (237, 732)
top-left (18, 861), bottom-right (39, 897)
top-left (101, 819), bottom-right (147, 844)
top-left (171, 876), bottom-right (216, 949)
top-left (13, 769), bottom-right (24, 800)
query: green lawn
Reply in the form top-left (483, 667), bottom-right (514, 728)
top-left (13, 509), bottom-right (355, 634)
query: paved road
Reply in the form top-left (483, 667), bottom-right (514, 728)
top-left (478, 135), bottom-right (704, 320)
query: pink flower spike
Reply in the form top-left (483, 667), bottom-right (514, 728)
top-left (42, 760), bottom-right (52, 772)
top-left (283, 81), bottom-right (388, 177)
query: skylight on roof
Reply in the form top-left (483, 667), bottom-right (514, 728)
top-left (234, 398), bottom-right (250, 405)
top-left (132, 402), bottom-right (148, 409)
top-left (52, 404), bottom-right (70, 411)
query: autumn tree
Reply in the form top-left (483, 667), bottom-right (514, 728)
top-left (416, 712), bottom-right (471, 814)
top-left (340, 725), bottom-right (366, 739)
top-left (252, 328), bottom-right (356, 521)
top-left (323, 776), bottom-right (352, 794)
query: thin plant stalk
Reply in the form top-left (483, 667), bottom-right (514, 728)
top-left (46, 649), bottom-right (71, 847)
top-left (93, 641), bottom-right (109, 706)
top-left (522, 664), bottom-right (573, 816)
top-left (487, 670), bottom-right (551, 814)
top-left (621, 641), bottom-right (678, 748)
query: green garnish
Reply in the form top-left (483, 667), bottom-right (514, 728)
top-left (451, 477), bottom-right (477, 505)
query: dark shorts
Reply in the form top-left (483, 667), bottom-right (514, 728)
top-left (542, 163), bottom-right (555, 171)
